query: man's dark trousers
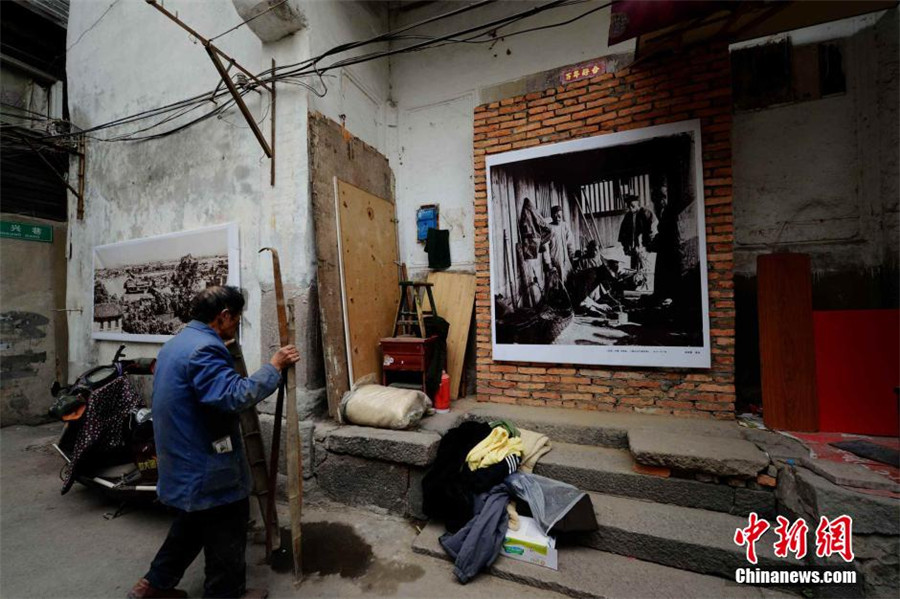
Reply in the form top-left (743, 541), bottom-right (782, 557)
top-left (145, 498), bottom-right (249, 598)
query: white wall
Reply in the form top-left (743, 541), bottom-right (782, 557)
top-left (387, 1), bottom-right (633, 276)
top-left (66, 0), bottom-right (314, 376)
top-left (304, 0), bottom-right (390, 153)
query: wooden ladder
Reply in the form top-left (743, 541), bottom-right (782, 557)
top-left (228, 339), bottom-right (278, 545)
top-left (393, 281), bottom-right (438, 337)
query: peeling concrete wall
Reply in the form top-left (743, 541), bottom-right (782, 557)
top-left (65, 0), bottom-right (317, 403)
top-left (732, 11), bottom-right (900, 408)
top-left (1, 214), bottom-right (68, 425)
top-left (733, 11), bottom-right (899, 295)
top-left (387, 1), bottom-right (634, 277)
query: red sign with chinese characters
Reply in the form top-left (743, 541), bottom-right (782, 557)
top-left (560, 60), bottom-right (609, 85)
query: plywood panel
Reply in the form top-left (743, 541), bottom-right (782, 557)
top-left (425, 272), bottom-right (476, 399)
top-left (757, 253), bottom-right (818, 431)
top-left (309, 113), bottom-right (393, 420)
top-left (335, 179), bottom-right (399, 385)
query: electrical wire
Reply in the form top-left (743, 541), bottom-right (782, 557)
top-left (423, 0), bottom-right (612, 51)
top-left (0, 102), bottom-right (53, 118)
top-left (276, 0), bottom-right (573, 79)
top-left (209, 0), bottom-right (290, 42)
top-left (66, 0), bottom-right (123, 52)
top-left (18, 0), bottom-right (608, 146)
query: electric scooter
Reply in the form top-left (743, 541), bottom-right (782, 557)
top-left (49, 345), bottom-right (159, 504)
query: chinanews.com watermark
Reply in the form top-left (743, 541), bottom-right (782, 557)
top-left (733, 513), bottom-right (858, 587)
top-left (735, 568), bottom-right (857, 585)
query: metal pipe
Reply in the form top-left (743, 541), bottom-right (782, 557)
top-left (270, 59), bottom-right (276, 186)
top-left (52, 444), bottom-right (72, 464)
top-left (205, 45), bottom-right (272, 158)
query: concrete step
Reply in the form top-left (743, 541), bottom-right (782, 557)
top-left (582, 492), bottom-right (788, 579)
top-left (628, 428), bottom-right (770, 478)
top-left (459, 400), bottom-right (772, 480)
top-left (533, 442), bottom-right (775, 517)
top-left (412, 522), bottom-right (788, 599)
top-left (323, 424), bottom-right (440, 466)
top-left (459, 399), bottom-right (744, 449)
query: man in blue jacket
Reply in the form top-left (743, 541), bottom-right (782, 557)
top-left (129, 286), bottom-right (299, 599)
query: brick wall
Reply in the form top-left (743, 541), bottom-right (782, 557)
top-left (473, 43), bottom-right (735, 419)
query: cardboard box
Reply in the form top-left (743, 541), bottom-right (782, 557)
top-left (501, 516), bottom-right (558, 570)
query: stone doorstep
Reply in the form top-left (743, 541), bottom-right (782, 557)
top-left (459, 399), bottom-right (746, 447)
top-left (462, 400), bottom-right (775, 480)
top-left (313, 401), bottom-right (777, 508)
top-left (583, 491), bottom-right (788, 578)
top-left (412, 522), bottom-right (794, 599)
top-left (534, 442), bottom-right (775, 518)
top-left (628, 428), bottom-right (771, 478)
top-left (324, 425), bottom-right (440, 467)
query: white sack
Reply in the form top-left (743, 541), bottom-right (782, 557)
top-left (340, 384), bottom-right (432, 430)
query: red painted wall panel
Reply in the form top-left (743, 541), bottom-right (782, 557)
top-left (814, 310), bottom-right (900, 436)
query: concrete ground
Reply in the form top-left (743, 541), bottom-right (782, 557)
top-left (0, 424), bottom-right (567, 599)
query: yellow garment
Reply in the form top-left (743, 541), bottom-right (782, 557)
top-left (466, 427), bottom-right (524, 471)
top-left (518, 427), bottom-right (552, 473)
top-left (507, 500), bottom-right (520, 531)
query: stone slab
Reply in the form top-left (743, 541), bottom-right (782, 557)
top-left (741, 428), bottom-right (811, 462)
top-left (800, 457), bottom-right (900, 492)
top-left (257, 387), bottom-right (327, 421)
top-left (629, 428), bottom-right (770, 477)
top-left (324, 425), bottom-right (440, 466)
top-left (315, 453), bottom-right (410, 515)
top-left (413, 522), bottom-right (789, 599)
top-left (583, 492), bottom-right (788, 579)
top-left (257, 414), bottom-right (315, 480)
top-left (417, 411), bottom-right (464, 436)
top-left (460, 399), bottom-right (749, 451)
top-left (533, 442), bottom-right (737, 514)
top-left (408, 467), bottom-right (427, 521)
top-left (794, 467), bottom-right (900, 535)
top-left (462, 402), bottom-right (629, 448)
top-left (733, 487), bottom-right (777, 519)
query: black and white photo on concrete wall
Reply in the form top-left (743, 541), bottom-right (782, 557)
top-left (92, 223), bottom-right (239, 342)
top-left (488, 120), bottom-right (710, 368)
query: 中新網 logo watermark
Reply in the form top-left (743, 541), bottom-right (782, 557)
top-left (734, 513), bottom-right (854, 564)
top-left (733, 513), bottom-right (857, 586)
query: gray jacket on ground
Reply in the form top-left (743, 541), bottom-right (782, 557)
top-left (438, 484), bottom-right (510, 584)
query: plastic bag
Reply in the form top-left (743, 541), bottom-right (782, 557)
top-left (505, 472), bottom-right (598, 535)
top-left (340, 384), bottom-right (432, 430)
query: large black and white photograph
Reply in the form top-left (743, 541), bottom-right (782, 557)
top-left (92, 223), bottom-right (239, 342)
top-left (488, 120), bottom-right (710, 368)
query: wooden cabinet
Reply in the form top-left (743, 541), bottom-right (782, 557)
top-left (380, 336), bottom-right (439, 395)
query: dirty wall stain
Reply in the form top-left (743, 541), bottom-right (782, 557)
top-left (0, 351), bottom-right (47, 383)
top-left (0, 312), bottom-right (49, 341)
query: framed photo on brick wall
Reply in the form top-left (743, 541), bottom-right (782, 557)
top-left (487, 120), bottom-right (710, 368)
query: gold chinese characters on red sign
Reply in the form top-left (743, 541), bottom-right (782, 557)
top-left (560, 61), bottom-right (608, 84)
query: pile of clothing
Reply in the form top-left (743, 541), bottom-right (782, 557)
top-left (421, 419), bottom-right (597, 583)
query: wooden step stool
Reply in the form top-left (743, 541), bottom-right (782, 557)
top-left (393, 281), bottom-right (438, 337)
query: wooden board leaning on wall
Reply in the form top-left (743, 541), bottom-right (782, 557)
top-left (424, 271), bottom-right (476, 400)
top-left (334, 178), bottom-right (400, 388)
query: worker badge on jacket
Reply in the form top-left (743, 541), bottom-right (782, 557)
top-left (212, 436), bottom-right (234, 454)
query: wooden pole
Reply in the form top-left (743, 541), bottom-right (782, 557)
top-left (259, 247), bottom-right (303, 584)
top-left (284, 306), bottom-right (303, 584)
